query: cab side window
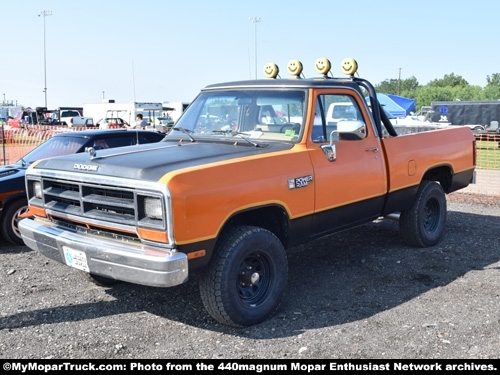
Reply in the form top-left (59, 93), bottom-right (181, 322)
top-left (102, 137), bottom-right (134, 148)
top-left (92, 139), bottom-right (109, 150)
top-left (312, 94), bottom-right (366, 143)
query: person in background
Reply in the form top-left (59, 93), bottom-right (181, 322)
top-left (135, 113), bottom-right (148, 129)
top-left (261, 110), bottom-right (274, 124)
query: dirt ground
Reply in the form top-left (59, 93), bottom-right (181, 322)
top-left (0, 200), bottom-right (499, 359)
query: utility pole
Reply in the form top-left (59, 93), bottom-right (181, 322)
top-left (39, 10), bottom-right (52, 108)
top-left (398, 68), bottom-right (402, 96)
top-left (249, 17), bottom-right (261, 80)
top-left (132, 60), bottom-right (136, 102)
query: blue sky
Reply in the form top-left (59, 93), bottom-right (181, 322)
top-left (2, 0), bottom-right (500, 109)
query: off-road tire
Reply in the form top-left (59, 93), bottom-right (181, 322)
top-left (399, 180), bottom-right (447, 247)
top-left (199, 225), bottom-right (288, 327)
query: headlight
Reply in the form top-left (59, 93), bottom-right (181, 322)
top-left (143, 197), bottom-right (162, 219)
top-left (33, 181), bottom-right (42, 199)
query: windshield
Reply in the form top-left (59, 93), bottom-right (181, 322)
top-left (60, 111), bottom-right (80, 118)
top-left (170, 90), bottom-right (306, 142)
top-left (19, 135), bottom-right (87, 164)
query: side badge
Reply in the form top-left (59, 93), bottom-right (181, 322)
top-left (288, 175), bottom-right (313, 189)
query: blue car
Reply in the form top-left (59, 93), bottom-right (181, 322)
top-left (0, 129), bottom-right (165, 245)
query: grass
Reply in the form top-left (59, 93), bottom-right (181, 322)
top-left (476, 140), bottom-right (500, 170)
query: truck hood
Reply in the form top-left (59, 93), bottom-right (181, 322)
top-left (31, 139), bottom-right (292, 182)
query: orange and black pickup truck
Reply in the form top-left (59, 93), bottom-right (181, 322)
top-left (19, 58), bottom-right (476, 327)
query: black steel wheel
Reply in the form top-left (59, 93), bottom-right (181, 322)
top-left (199, 225), bottom-right (288, 327)
top-left (400, 180), bottom-right (447, 247)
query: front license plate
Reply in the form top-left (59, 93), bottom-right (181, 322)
top-left (63, 246), bottom-right (90, 273)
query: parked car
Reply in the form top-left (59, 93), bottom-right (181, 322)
top-left (0, 129), bottom-right (166, 245)
top-left (96, 118), bottom-right (130, 129)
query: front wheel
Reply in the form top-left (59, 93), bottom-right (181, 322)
top-left (399, 180), bottom-right (447, 247)
top-left (84, 273), bottom-right (120, 287)
top-left (0, 198), bottom-right (29, 245)
top-left (199, 225), bottom-right (288, 327)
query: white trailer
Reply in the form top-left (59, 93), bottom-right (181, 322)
top-left (83, 101), bottom-right (163, 129)
top-left (161, 102), bottom-right (190, 124)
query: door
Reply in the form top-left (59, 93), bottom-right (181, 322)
top-left (307, 90), bottom-right (388, 237)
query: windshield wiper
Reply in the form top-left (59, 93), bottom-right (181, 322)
top-left (172, 127), bottom-right (195, 142)
top-left (212, 129), bottom-right (259, 147)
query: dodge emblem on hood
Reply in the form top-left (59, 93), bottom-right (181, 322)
top-left (73, 164), bottom-right (99, 171)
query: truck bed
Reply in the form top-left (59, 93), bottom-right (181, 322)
top-left (381, 126), bottom-right (476, 195)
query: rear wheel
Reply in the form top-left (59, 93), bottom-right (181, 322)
top-left (399, 181), bottom-right (447, 247)
top-left (0, 198), bottom-right (29, 245)
top-left (199, 225), bottom-right (288, 327)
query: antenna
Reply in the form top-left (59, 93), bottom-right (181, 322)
top-left (132, 60), bottom-right (136, 102)
top-left (249, 17), bottom-right (261, 80)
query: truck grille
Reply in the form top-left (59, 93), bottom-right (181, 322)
top-left (31, 177), bottom-right (166, 230)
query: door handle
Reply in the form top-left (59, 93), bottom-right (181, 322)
top-left (365, 147), bottom-right (379, 152)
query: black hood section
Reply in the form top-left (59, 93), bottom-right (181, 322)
top-left (33, 139), bottom-right (293, 182)
top-left (0, 164), bottom-right (27, 193)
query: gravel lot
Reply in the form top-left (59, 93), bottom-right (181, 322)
top-left (1, 200), bottom-right (499, 359)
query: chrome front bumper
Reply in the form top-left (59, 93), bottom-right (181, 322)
top-left (19, 218), bottom-right (188, 288)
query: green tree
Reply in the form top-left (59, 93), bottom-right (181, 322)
top-left (482, 85), bottom-right (500, 99)
top-left (375, 79), bottom-right (399, 94)
top-left (375, 76), bottom-right (419, 96)
top-left (486, 73), bottom-right (500, 87)
top-left (400, 76), bottom-right (419, 92)
top-left (427, 73), bottom-right (469, 88)
top-left (483, 73), bottom-right (500, 99)
top-left (371, 71), bottom-right (500, 111)
top-left (412, 86), bottom-right (457, 111)
top-left (452, 85), bottom-right (484, 101)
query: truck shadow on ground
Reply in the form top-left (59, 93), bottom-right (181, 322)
top-left (1, 210), bottom-right (499, 339)
top-left (0, 241), bottom-right (33, 254)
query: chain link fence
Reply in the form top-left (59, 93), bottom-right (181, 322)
top-left (448, 133), bottom-right (500, 205)
top-left (1, 126), bottom-right (65, 164)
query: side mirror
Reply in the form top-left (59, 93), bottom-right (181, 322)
top-left (321, 130), bottom-right (338, 161)
top-left (320, 120), bottom-right (366, 162)
top-left (321, 143), bottom-right (336, 161)
top-left (337, 120), bottom-right (366, 140)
